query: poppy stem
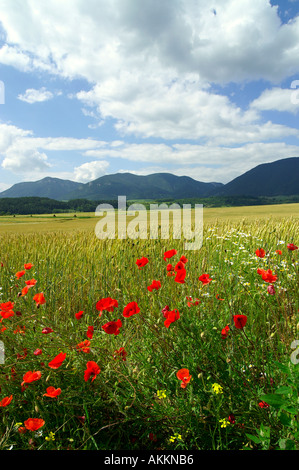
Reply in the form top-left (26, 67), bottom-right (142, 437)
top-left (241, 328), bottom-right (254, 347)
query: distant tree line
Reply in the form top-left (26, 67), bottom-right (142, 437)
top-left (0, 197), bottom-right (119, 215)
top-left (0, 194), bottom-right (298, 216)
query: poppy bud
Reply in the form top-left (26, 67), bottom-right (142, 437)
top-left (267, 285), bottom-right (275, 295)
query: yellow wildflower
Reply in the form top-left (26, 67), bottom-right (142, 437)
top-left (212, 383), bottom-right (223, 394)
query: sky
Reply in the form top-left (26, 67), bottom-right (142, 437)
top-left (0, 0), bottom-right (299, 192)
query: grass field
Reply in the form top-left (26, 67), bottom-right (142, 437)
top-left (0, 202), bottom-right (298, 234)
top-left (0, 203), bottom-right (298, 450)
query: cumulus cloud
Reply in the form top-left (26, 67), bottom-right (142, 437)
top-left (73, 160), bottom-right (109, 182)
top-left (0, 123), bottom-right (106, 176)
top-left (0, 121), bottom-right (298, 183)
top-left (0, 1), bottom-right (299, 183)
top-left (1, 0), bottom-right (299, 84)
top-left (84, 141), bottom-right (299, 183)
top-left (1, 1), bottom-right (299, 144)
top-left (250, 87), bottom-right (299, 114)
top-left (18, 87), bottom-right (55, 103)
top-left (78, 77), bottom-right (299, 143)
top-left (2, 148), bottom-right (50, 173)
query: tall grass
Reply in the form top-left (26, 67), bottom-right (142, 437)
top-left (0, 215), bottom-right (298, 450)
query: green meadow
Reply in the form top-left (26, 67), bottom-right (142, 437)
top-left (0, 203), bottom-right (298, 450)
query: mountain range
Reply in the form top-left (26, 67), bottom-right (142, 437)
top-left (0, 157), bottom-right (298, 201)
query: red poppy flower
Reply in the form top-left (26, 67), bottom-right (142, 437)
top-left (21, 286), bottom-right (29, 296)
top-left (233, 314), bottom-right (247, 329)
top-left (166, 264), bottom-right (175, 277)
top-left (24, 418), bottom-right (45, 431)
top-left (198, 273), bottom-right (212, 285)
top-left (17, 348), bottom-right (28, 360)
top-left (275, 249), bottom-right (282, 255)
top-left (287, 243), bottom-right (298, 251)
top-left (113, 347), bottom-right (127, 361)
top-left (76, 340), bottom-right (91, 353)
top-left (162, 305), bottom-right (170, 317)
top-left (43, 386), bottom-right (61, 398)
top-left (21, 370), bottom-right (42, 386)
top-left (175, 261), bottom-right (185, 271)
top-left (86, 325), bottom-right (94, 339)
top-left (123, 301), bottom-right (140, 318)
top-left (102, 319), bottom-right (122, 335)
top-left (228, 414), bottom-right (236, 424)
top-left (180, 255), bottom-right (188, 264)
top-left (16, 270), bottom-right (26, 279)
top-left (163, 249), bottom-right (177, 261)
top-left (48, 352), bottom-right (66, 369)
top-left (84, 361), bottom-right (101, 382)
top-left (261, 269), bottom-right (277, 283)
top-left (0, 301), bottom-right (14, 311)
top-left (0, 395), bottom-right (13, 407)
top-left (34, 349), bottom-right (42, 356)
top-left (75, 311), bottom-right (84, 320)
top-left (25, 279), bottom-right (37, 287)
top-left (136, 256), bottom-right (149, 268)
top-left (221, 325), bottom-right (230, 338)
top-left (255, 248), bottom-right (266, 258)
top-left (96, 297), bottom-right (118, 316)
top-left (0, 301), bottom-right (15, 318)
top-left (42, 327), bottom-right (53, 334)
top-left (174, 268), bottom-right (186, 284)
top-left (33, 293), bottom-right (46, 306)
top-left (0, 309), bottom-right (14, 319)
top-left (164, 308), bottom-right (180, 328)
top-left (186, 296), bottom-right (200, 307)
top-left (258, 401), bottom-right (269, 409)
top-left (14, 325), bottom-right (25, 334)
top-left (176, 368), bottom-right (192, 388)
top-left (24, 263), bottom-right (34, 270)
top-left (147, 280), bottom-right (161, 292)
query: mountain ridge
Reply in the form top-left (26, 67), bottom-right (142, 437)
top-left (0, 157), bottom-right (298, 200)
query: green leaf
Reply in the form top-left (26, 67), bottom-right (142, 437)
top-left (246, 433), bottom-right (261, 445)
top-left (260, 393), bottom-right (285, 407)
top-left (273, 361), bottom-right (290, 374)
top-left (275, 386), bottom-right (293, 395)
top-left (279, 413), bottom-right (292, 426)
top-left (281, 405), bottom-right (298, 415)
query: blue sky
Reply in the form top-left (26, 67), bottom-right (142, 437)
top-left (0, 0), bottom-right (298, 191)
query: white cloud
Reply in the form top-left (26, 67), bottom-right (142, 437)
top-left (18, 87), bottom-right (54, 103)
top-left (77, 76), bottom-right (299, 143)
top-left (0, 44), bottom-right (32, 71)
top-left (0, 121), bottom-right (298, 183)
top-left (1, 1), bottom-right (299, 145)
top-left (251, 87), bottom-right (299, 114)
top-left (1, 0), bottom-right (299, 85)
top-left (0, 123), bottom-right (107, 175)
top-left (0, 1), bottom-right (299, 184)
top-left (84, 141), bottom-right (299, 183)
top-left (2, 148), bottom-right (50, 173)
top-left (73, 160), bottom-right (109, 182)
